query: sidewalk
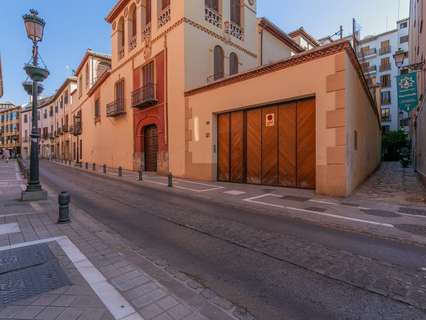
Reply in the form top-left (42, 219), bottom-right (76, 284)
top-left (0, 160), bottom-right (246, 320)
top-left (48, 159), bottom-right (426, 247)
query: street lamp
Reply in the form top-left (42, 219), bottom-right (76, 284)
top-left (393, 49), bottom-right (406, 69)
top-left (21, 9), bottom-right (49, 201)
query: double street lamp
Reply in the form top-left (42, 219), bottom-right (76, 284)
top-left (21, 9), bottom-right (49, 201)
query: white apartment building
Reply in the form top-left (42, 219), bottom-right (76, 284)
top-left (358, 18), bottom-right (410, 133)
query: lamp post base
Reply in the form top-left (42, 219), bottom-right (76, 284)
top-left (21, 189), bottom-right (48, 201)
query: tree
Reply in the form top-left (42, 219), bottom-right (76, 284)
top-left (382, 130), bottom-right (409, 161)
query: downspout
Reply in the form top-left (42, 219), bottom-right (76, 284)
top-left (260, 24), bottom-right (264, 66)
top-left (164, 33), bottom-right (169, 170)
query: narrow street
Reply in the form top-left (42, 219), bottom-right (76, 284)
top-left (39, 161), bottom-right (426, 320)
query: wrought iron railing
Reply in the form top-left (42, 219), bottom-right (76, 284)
top-left (143, 23), bottom-right (151, 40)
top-left (132, 83), bottom-right (158, 108)
top-left (226, 21), bottom-right (244, 41)
top-left (205, 7), bottom-right (222, 28)
top-left (379, 46), bottom-right (391, 55)
top-left (106, 99), bottom-right (126, 117)
top-left (158, 6), bottom-right (171, 28)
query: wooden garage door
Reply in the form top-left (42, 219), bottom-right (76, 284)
top-left (217, 98), bottom-right (316, 189)
top-left (297, 99), bottom-right (316, 189)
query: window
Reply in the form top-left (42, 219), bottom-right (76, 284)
top-left (400, 21), bottom-right (408, 29)
top-left (129, 4), bottom-right (137, 50)
top-left (381, 91), bottom-right (391, 105)
top-left (161, 0), bottom-right (170, 10)
top-left (381, 74), bottom-right (391, 88)
top-left (213, 45), bottom-right (224, 80)
top-left (143, 61), bottom-right (154, 85)
top-left (95, 98), bottom-right (100, 122)
top-left (229, 52), bottom-right (238, 75)
top-left (400, 35), bottom-right (409, 43)
top-left (117, 17), bottom-right (125, 59)
top-left (230, 0), bottom-right (241, 25)
top-left (64, 90), bottom-right (69, 104)
top-left (24, 114), bottom-right (28, 123)
top-left (85, 64), bottom-right (90, 88)
top-left (381, 108), bottom-right (391, 122)
top-left (205, 0), bottom-right (219, 11)
top-left (380, 40), bottom-right (391, 55)
top-left (44, 110), bottom-right (47, 119)
top-left (380, 57), bottom-right (391, 71)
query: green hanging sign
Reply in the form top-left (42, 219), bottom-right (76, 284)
top-left (397, 72), bottom-right (418, 113)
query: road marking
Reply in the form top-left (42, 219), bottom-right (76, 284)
top-left (0, 212), bottom-right (37, 219)
top-left (0, 223), bottom-right (21, 235)
top-left (224, 190), bottom-right (247, 196)
top-left (243, 194), bottom-right (394, 228)
top-left (0, 236), bottom-right (143, 320)
top-left (309, 199), bottom-right (339, 206)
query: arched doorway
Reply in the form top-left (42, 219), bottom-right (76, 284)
top-left (144, 125), bottom-right (158, 172)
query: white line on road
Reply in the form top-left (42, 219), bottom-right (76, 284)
top-left (243, 194), bottom-right (395, 228)
top-left (0, 223), bottom-right (21, 235)
top-left (0, 212), bottom-right (37, 219)
top-left (309, 199), bottom-right (339, 206)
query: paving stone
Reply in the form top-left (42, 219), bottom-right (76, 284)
top-left (35, 306), bottom-right (66, 320)
top-left (132, 289), bottom-right (167, 308)
top-left (152, 313), bottom-right (174, 320)
top-left (50, 295), bottom-right (77, 307)
top-left (157, 296), bottom-right (179, 311)
top-left (12, 305), bottom-right (44, 319)
top-left (112, 274), bottom-right (150, 292)
top-left (127, 282), bottom-right (158, 300)
top-left (140, 303), bottom-right (165, 319)
top-left (211, 296), bottom-right (233, 311)
top-left (32, 295), bottom-right (60, 306)
top-left (0, 306), bottom-right (22, 318)
top-left (54, 308), bottom-right (83, 320)
top-left (167, 304), bottom-right (192, 320)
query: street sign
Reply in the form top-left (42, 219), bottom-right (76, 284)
top-left (397, 72), bottom-right (418, 113)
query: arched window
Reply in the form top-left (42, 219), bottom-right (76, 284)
top-left (129, 4), bottom-right (137, 38)
top-left (214, 46), bottom-right (224, 80)
top-left (230, 0), bottom-right (241, 25)
top-left (117, 17), bottom-right (125, 58)
top-left (229, 52), bottom-right (238, 75)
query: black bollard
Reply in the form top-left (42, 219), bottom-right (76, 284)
top-left (139, 169), bottom-right (143, 181)
top-left (93, 163), bottom-right (96, 171)
top-left (118, 166), bottom-right (122, 177)
top-left (58, 192), bottom-right (71, 224)
top-left (168, 172), bottom-right (173, 187)
top-left (103, 164), bottom-right (106, 174)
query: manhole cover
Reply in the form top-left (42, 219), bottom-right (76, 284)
top-left (0, 244), bottom-right (70, 305)
top-left (361, 209), bottom-right (400, 218)
top-left (399, 207), bottom-right (426, 217)
top-left (0, 244), bottom-right (52, 274)
top-left (394, 224), bottom-right (426, 237)
top-left (282, 196), bottom-right (310, 202)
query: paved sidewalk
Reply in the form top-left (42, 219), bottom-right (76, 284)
top-left (0, 160), bottom-right (243, 320)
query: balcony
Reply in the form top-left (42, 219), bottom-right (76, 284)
top-left (42, 134), bottom-right (48, 140)
top-left (379, 64), bottom-right (392, 72)
top-left (106, 99), bottom-right (126, 117)
top-left (73, 124), bottom-right (82, 136)
top-left (226, 21), bottom-right (244, 41)
top-left (359, 48), bottom-right (377, 58)
top-left (207, 72), bottom-right (225, 83)
top-left (143, 23), bottom-right (151, 41)
top-left (205, 6), bottom-right (222, 28)
top-left (63, 125), bottom-right (69, 133)
top-left (132, 83), bottom-right (158, 109)
top-left (380, 46), bottom-right (391, 55)
top-left (158, 6), bottom-right (171, 28)
top-left (129, 35), bottom-right (137, 51)
top-left (362, 65), bottom-right (377, 74)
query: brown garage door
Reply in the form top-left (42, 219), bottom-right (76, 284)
top-left (217, 98), bottom-right (316, 189)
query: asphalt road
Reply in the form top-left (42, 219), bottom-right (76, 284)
top-left (39, 161), bottom-right (426, 320)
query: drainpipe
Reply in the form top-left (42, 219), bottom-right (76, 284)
top-left (260, 24), bottom-right (264, 66)
top-left (164, 33), bottom-right (169, 170)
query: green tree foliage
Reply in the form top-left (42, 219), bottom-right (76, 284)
top-left (382, 130), bottom-right (409, 161)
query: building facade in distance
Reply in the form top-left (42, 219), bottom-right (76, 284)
top-left (358, 18), bottom-right (410, 133)
top-left (409, 0), bottom-right (426, 183)
top-left (0, 102), bottom-right (21, 156)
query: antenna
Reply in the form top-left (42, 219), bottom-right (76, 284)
top-left (398, 0), bottom-right (401, 20)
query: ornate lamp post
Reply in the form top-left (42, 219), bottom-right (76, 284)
top-left (21, 9), bottom-right (49, 201)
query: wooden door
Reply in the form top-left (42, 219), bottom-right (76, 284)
top-left (144, 125), bottom-right (158, 172)
top-left (230, 111), bottom-right (244, 183)
top-left (279, 103), bottom-right (297, 187)
top-left (246, 109), bottom-right (262, 184)
top-left (261, 106), bottom-right (278, 185)
top-left (296, 99), bottom-right (316, 189)
top-left (217, 113), bottom-right (230, 181)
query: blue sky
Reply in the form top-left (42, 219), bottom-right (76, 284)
top-left (0, 0), bottom-right (409, 105)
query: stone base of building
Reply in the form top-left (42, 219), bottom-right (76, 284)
top-left (21, 190), bottom-right (48, 201)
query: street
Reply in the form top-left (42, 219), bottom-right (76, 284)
top-left (39, 160), bottom-right (426, 320)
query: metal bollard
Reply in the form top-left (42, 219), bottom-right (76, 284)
top-left (103, 164), bottom-right (106, 174)
top-left (139, 170), bottom-right (143, 181)
top-left (168, 172), bottom-right (173, 187)
top-left (85, 162), bottom-right (88, 169)
top-left (93, 163), bottom-right (96, 171)
top-left (118, 166), bottom-right (122, 177)
top-left (58, 191), bottom-right (71, 224)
